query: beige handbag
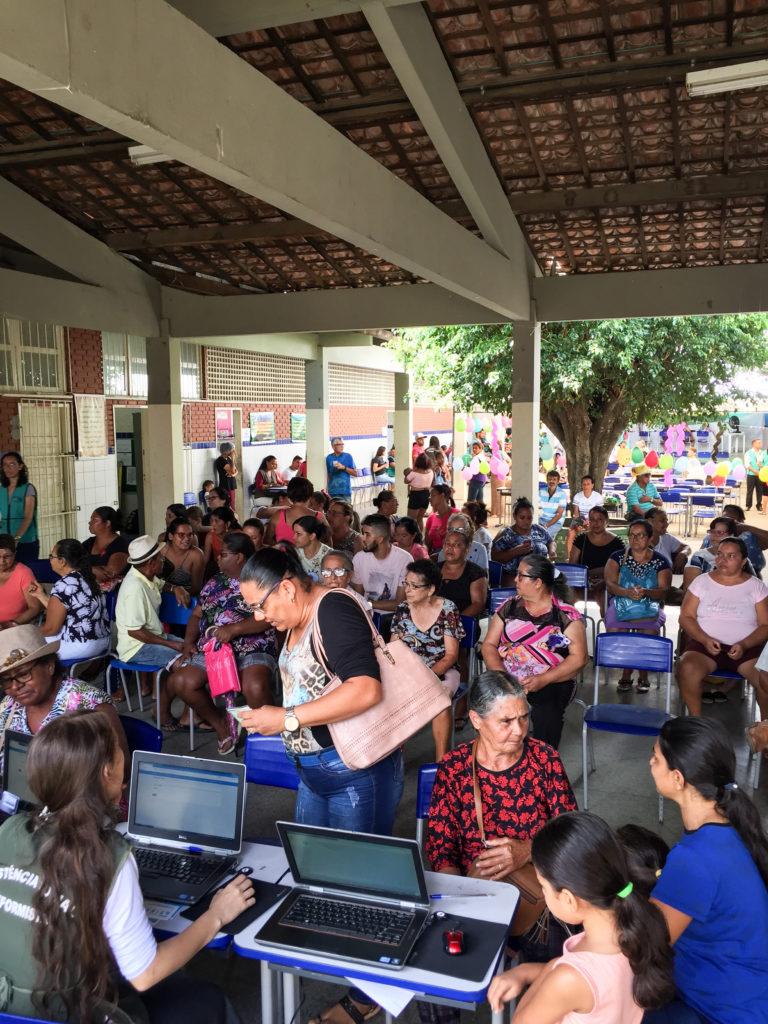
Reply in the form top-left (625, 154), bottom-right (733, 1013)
top-left (312, 590), bottom-right (452, 770)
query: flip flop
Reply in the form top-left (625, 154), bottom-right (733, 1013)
top-left (160, 718), bottom-right (182, 732)
top-left (217, 736), bottom-right (235, 756)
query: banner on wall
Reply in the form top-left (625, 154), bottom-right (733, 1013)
top-left (290, 413), bottom-right (306, 441)
top-left (215, 408), bottom-right (234, 441)
top-left (250, 411), bottom-right (275, 443)
top-left (74, 394), bottom-right (108, 458)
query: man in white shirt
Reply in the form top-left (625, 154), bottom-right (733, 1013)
top-left (352, 514), bottom-right (410, 612)
top-left (645, 508), bottom-right (690, 574)
top-left (566, 474), bottom-right (605, 556)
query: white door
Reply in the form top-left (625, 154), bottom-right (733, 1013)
top-left (18, 399), bottom-right (77, 554)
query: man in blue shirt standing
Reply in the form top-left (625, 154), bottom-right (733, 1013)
top-left (326, 437), bottom-right (357, 499)
top-left (538, 469), bottom-right (568, 541)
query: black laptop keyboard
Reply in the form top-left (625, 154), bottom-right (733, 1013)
top-left (283, 894), bottom-right (413, 945)
top-left (134, 846), bottom-right (221, 884)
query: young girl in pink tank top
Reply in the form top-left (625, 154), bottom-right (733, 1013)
top-left (488, 812), bottom-right (674, 1023)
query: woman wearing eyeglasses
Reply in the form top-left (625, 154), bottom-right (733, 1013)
top-left (481, 555), bottom-right (588, 748)
top-left (319, 549), bottom-right (371, 612)
top-left (159, 517), bottom-right (205, 607)
top-left (392, 558), bottom-right (464, 761)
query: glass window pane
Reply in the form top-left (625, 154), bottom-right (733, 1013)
top-left (102, 332), bottom-right (127, 395)
top-left (180, 341), bottom-right (201, 399)
top-left (128, 336), bottom-right (147, 397)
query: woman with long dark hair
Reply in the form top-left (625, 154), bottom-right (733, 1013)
top-left (0, 451), bottom-right (38, 563)
top-left (0, 710), bottom-right (253, 1023)
top-left (83, 505), bottom-right (129, 588)
top-left (488, 812), bottom-right (674, 1020)
top-left (646, 717), bottom-right (768, 1023)
top-left (30, 537), bottom-right (110, 663)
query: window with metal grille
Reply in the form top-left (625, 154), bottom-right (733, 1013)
top-left (206, 347), bottom-right (305, 403)
top-left (0, 317), bottom-right (65, 393)
top-left (102, 332), bottom-right (147, 397)
top-left (329, 364), bottom-right (395, 406)
top-left (181, 342), bottom-right (202, 399)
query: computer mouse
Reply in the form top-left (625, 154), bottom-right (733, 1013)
top-left (442, 929), bottom-right (465, 955)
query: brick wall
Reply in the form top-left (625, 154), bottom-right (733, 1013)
top-left (183, 402), bottom-right (216, 444)
top-left (105, 398), bottom-right (146, 448)
top-left (330, 405), bottom-right (388, 437)
top-left (0, 397), bottom-right (17, 451)
top-left (66, 327), bottom-right (103, 394)
top-left (414, 407), bottom-right (452, 432)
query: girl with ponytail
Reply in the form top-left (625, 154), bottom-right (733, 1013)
top-left (488, 811), bottom-right (674, 1021)
top-left (645, 717), bottom-right (768, 1024)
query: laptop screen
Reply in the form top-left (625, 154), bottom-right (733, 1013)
top-left (278, 821), bottom-right (429, 904)
top-left (3, 731), bottom-right (35, 806)
top-left (129, 752), bottom-right (245, 853)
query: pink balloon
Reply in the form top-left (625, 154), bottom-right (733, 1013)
top-left (663, 469), bottom-right (673, 486)
top-left (733, 465), bottom-right (746, 481)
top-left (703, 461), bottom-right (716, 475)
top-left (461, 466), bottom-right (473, 482)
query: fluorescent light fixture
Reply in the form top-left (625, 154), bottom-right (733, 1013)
top-left (686, 59), bottom-right (768, 97)
top-left (128, 144), bottom-right (172, 166)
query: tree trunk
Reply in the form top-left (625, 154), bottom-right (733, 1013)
top-left (542, 397), bottom-right (628, 491)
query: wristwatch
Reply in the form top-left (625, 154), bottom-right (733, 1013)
top-left (284, 706), bottom-right (300, 734)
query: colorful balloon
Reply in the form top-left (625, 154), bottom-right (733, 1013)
top-left (644, 451), bottom-right (659, 468)
top-left (452, 456), bottom-right (464, 472)
top-left (470, 456), bottom-right (481, 474)
top-left (542, 458), bottom-right (554, 472)
top-left (461, 466), bottom-right (473, 482)
top-left (473, 417), bottom-right (483, 433)
top-left (674, 457), bottom-right (688, 473)
top-left (703, 461), bottom-right (717, 476)
top-left (454, 417), bottom-right (465, 433)
top-left (631, 447), bottom-right (644, 463)
top-left (730, 457), bottom-right (743, 468)
top-left (540, 441), bottom-right (553, 461)
top-left (714, 462), bottom-right (729, 477)
top-left (478, 460), bottom-right (490, 475)
top-left (759, 467), bottom-right (768, 484)
top-left (658, 454), bottom-right (674, 469)
top-left (732, 465), bottom-right (746, 481)
top-left (616, 448), bottom-right (631, 467)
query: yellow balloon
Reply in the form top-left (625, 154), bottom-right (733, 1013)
top-left (478, 461), bottom-right (490, 475)
top-left (714, 462), bottom-right (729, 477)
top-left (759, 466), bottom-right (768, 483)
top-left (616, 449), bottom-right (631, 466)
top-left (542, 458), bottom-right (554, 471)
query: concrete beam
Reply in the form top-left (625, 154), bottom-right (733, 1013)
top-left (0, 267), bottom-right (161, 335)
top-left (533, 264), bottom-right (768, 322)
top-left (0, 176), bottom-right (161, 319)
top-left (0, 0), bottom-right (526, 319)
top-left (510, 170), bottom-right (768, 214)
top-left (169, 0), bottom-right (416, 36)
top-left (364, 1), bottom-right (533, 274)
top-left (106, 219), bottom-right (329, 251)
top-left (162, 283), bottom-right (510, 337)
top-left (179, 331), bottom-right (319, 360)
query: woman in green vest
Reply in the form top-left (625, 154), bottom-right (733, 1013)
top-left (0, 710), bottom-right (255, 1023)
top-left (0, 451), bottom-right (38, 564)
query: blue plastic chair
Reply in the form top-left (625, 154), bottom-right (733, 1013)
top-left (244, 733), bottom-right (299, 790)
top-left (488, 560), bottom-right (504, 589)
top-left (488, 587), bottom-right (516, 616)
top-left (583, 633), bottom-right (674, 822)
top-left (415, 762), bottom-right (438, 849)
top-left (554, 562), bottom-right (595, 651)
top-left (0, 1014), bottom-right (55, 1023)
top-left (118, 713), bottom-right (163, 755)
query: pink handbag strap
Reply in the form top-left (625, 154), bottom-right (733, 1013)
top-left (310, 589), bottom-right (393, 677)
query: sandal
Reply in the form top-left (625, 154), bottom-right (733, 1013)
top-left (217, 736), bottom-right (235, 756)
top-left (454, 715), bottom-right (468, 731)
top-left (110, 687), bottom-right (127, 704)
top-left (616, 677), bottom-right (633, 693)
top-left (635, 679), bottom-right (650, 694)
top-left (160, 717), bottom-right (182, 732)
top-left (308, 994), bottom-right (380, 1024)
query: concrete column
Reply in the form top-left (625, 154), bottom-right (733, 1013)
top-left (305, 354), bottom-right (330, 492)
top-left (510, 321), bottom-right (540, 505)
top-left (142, 325), bottom-right (185, 536)
top-left (393, 372), bottom-right (413, 512)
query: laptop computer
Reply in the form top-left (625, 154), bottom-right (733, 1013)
top-left (255, 821), bottom-right (431, 970)
top-left (0, 730), bottom-right (35, 820)
top-left (126, 750), bottom-right (246, 905)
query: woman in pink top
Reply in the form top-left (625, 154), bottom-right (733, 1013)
top-left (404, 453), bottom-right (435, 532)
top-left (677, 536), bottom-right (768, 717)
top-left (488, 812), bottom-right (674, 1023)
top-left (394, 516), bottom-right (429, 560)
top-left (264, 477), bottom-right (325, 546)
top-left (425, 485), bottom-right (455, 554)
top-left (0, 534), bottom-right (43, 628)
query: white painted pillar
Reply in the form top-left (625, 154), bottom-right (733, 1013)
top-left (393, 372), bottom-right (413, 512)
top-left (305, 354), bottom-right (330, 492)
top-left (143, 324), bottom-right (185, 535)
top-left (510, 321), bottom-right (540, 505)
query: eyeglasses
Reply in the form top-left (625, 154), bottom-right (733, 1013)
top-left (320, 567), bottom-right (348, 578)
top-left (628, 533), bottom-right (648, 540)
top-left (48, 552), bottom-right (63, 560)
top-left (249, 579), bottom-right (282, 616)
top-left (404, 580), bottom-right (430, 589)
top-left (0, 666), bottom-right (35, 691)
top-left (708, 529), bottom-right (730, 536)
top-left (515, 572), bottom-right (536, 580)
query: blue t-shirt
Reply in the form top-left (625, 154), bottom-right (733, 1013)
top-left (538, 485), bottom-right (568, 532)
top-left (652, 823), bottom-right (768, 1024)
top-left (326, 451), bottom-right (355, 497)
top-left (491, 524), bottom-right (551, 576)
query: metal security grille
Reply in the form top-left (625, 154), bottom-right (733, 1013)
top-left (0, 317), bottom-right (65, 393)
top-left (329, 364), bottom-right (395, 406)
top-left (206, 347), bottom-right (305, 403)
top-left (17, 400), bottom-right (77, 554)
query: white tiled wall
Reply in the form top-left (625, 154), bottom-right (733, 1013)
top-left (74, 455), bottom-right (118, 541)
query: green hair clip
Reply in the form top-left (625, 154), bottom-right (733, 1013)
top-left (616, 882), bottom-right (633, 899)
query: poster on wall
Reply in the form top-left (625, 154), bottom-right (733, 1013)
top-left (250, 411), bottom-right (275, 443)
top-left (215, 408), bottom-right (234, 441)
top-left (74, 394), bottom-right (108, 458)
top-left (290, 413), bottom-right (306, 441)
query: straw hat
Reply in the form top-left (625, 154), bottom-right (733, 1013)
top-left (0, 625), bottom-right (59, 674)
top-left (127, 535), bottom-right (161, 565)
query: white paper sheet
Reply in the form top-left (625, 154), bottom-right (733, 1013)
top-left (346, 977), bottom-right (414, 1017)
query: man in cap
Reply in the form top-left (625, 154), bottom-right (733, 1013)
top-left (114, 536), bottom-right (184, 697)
top-left (412, 434), bottom-right (426, 463)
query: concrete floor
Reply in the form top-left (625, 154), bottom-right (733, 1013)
top-left (128, 494), bottom-right (768, 1022)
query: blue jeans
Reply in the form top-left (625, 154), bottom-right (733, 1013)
top-left (124, 642), bottom-right (177, 668)
top-left (467, 479), bottom-right (485, 502)
top-left (293, 747), bottom-right (404, 836)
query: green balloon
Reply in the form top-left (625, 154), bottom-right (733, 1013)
top-left (631, 447), bottom-right (644, 463)
top-left (455, 417), bottom-right (465, 432)
top-left (658, 454), bottom-right (674, 469)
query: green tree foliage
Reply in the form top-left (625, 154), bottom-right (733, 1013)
top-left (389, 316), bottom-right (768, 486)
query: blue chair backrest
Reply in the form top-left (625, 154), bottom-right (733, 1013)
top-left (488, 587), bottom-right (516, 615)
top-left (25, 558), bottom-right (59, 584)
top-left (105, 591), bottom-right (117, 621)
top-left (488, 560), bottom-right (504, 588)
top-left (417, 763), bottom-right (438, 822)
top-left (594, 633), bottom-right (673, 674)
top-left (159, 593), bottom-right (197, 626)
top-left (0, 1014), bottom-right (58, 1023)
top-left (660, 490), bottom-right (681, 502)
top-left (245, 733), bottom-right (299, 790)
top-left (460, 615), bottom-right (477, 649)
top-left (372, 611), bottom-right (383, 632)
top-left (554, 562), bottom-right (588, 594)
top-left (119, 714), bottom-right (163, 755)
top-left (691, 494), bottom-right (716, 507)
